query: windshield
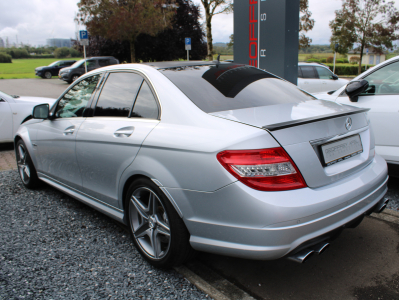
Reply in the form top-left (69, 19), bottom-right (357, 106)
top-left (70, 59), bottom-right (86, 68)
top-left (160, 64), bottom-right (316, 113)
top-left (48, 61), bottom-right (61, 67)
top-left (0, 91), bottom-right (16, 99)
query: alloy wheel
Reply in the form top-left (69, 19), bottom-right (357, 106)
top-left (17, 144), bottom-right (30, 184)
top-left (44, 71), bottom-right (52, 79)
top-left (129, 187), bottom-right (171, 260)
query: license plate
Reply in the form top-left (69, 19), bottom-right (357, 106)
top-left (321, 135), bottom-right (363, 166)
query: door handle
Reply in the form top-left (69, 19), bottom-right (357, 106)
top-left (63, 126), bottom-right (75, 135)
top-left (114, 126), bottom-right (135, 137)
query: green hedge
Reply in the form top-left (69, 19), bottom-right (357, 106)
top-left (325, 64), bottom-right (374, 75)
top-left (26, 55), bottom-right (55, 59)
top-left (306, 58), bottom-right (321, 63)
top-left (0, 53), bottom-right (12, 63)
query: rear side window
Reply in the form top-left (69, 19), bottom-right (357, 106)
top-left (160, 64), bottom-right (315, 113)
top-left (99, 59), bottom-right (110, 67)
top-left (298, 67), bottom-right (303, 78)
top-left (131, 81), bottom-right (159, 119)
top-left (95, 72), bottom-right (143, 117)
top-left (300, 66), bottom-right (316, 79)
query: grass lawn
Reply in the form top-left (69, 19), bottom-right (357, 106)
top-left (0, 58), bottom-right (82, 79)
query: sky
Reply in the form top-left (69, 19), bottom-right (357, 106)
top-left (0, 0), bottom-right (398, 47)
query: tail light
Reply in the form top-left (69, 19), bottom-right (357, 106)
top-left (216, 147), bottom-right (307, 191)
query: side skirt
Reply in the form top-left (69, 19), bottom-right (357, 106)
top-left (38, 173), bottom-right (126, 224)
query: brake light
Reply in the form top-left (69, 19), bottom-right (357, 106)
top-left (216, 147), bottom-right (307, 191)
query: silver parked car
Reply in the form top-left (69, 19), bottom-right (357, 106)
top-left (15, 61), bottom-right (388, 267)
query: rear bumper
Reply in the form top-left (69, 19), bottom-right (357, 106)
top-left (165, 154), bottom-right (388, 260)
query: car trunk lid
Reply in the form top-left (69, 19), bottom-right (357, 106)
top-left (210, 100), bottom-right (373, 188)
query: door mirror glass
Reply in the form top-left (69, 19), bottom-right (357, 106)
top-left (345, 80), bottom-right (369, 102)
top-left (33, 104), bottom-right (49, 119)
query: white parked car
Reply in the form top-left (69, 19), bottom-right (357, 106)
top-left (298, 62), bottom-right (349, 93)
top-left (0, 91), bottom-right (56, 143)
top-left (313, 56), bottom-right (399, 165)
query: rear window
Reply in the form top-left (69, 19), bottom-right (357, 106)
top-left (160, 64), bottom-right (315, 113)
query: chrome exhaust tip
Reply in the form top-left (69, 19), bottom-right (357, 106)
top-left (313, 242), bottom-right (330, 255)
top-left (287, 249), bottom-right (314, 264)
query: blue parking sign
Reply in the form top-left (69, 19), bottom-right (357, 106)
top-left (185, 38), bottom-right (191, 45)
top-left (80, 30), bottom-right (88, 40)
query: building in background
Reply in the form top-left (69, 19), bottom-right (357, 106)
top-left (46, 38), bottom-right (72, 48)
top-left (348, 48), bottom-right (387, 65)
top-left (0, 38), bottom-right (4, 48)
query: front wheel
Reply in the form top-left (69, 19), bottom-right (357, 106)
top-left (16, 140), bottom-right (41, 189)
top-left (127, 178), bottom-right (195, 268)
top-left (44, 71), bottom-right (52, 79)
top-left (71, 75), bottom-right (79, 82)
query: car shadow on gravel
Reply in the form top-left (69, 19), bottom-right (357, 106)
top-left (0, 170), bottom-right (207, 300)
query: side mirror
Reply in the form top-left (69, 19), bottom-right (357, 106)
top-left (33, 104), bottom-right (49, 119)
top-left (345, 80), bottom-right (369, 102)
top-left (332, 74), bottom-right (339, 80)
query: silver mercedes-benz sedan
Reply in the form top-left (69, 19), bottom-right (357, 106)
top-left (15, 61), bottom-right (388, 267)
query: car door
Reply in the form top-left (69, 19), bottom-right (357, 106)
top-left (336, 60), bottom-right (399, 163)
top-left (315, 66), bottom-right (340, 92)
top-left (34, 74), bottom-right (102, 189)
top-left (76, 71), bottom-right (160, 208)
top-left (298, 66), bottom-right (320, 92)
top-left (0, 95), bottom-right (13, 142)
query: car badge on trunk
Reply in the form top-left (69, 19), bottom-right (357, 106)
top-left (345, 117), bottom-right (352, 131)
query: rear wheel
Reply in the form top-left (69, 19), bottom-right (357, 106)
top-left (44, 71), bottom-right (52, 79)
top-left (127, 178), bottom-right (194, 268)
top-left (16, 140), bottom-right (41, 189)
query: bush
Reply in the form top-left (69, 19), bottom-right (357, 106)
top-left (343, 59), bottom-right (349, 63)
top-left (320, 58), bottom-right (327, 63)
top-left (326, 64), bottom-right (374, 75)
top-left (54, 47), bottom-right (71, 58)
top-left (70, 48), bottom-right (82, 57)
top-left (326, 56), bottom-right (334, 63)
top-left (0, 53), bottom-right (12, 63)
top-left (306, 58), bottom-right (321, 63)
top-left (349, 56), bottom-right (360, 64)
top-left (336, 59), bottom-right (345, 63)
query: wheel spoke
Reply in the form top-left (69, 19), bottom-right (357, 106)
top-left (148, 193), bottom-right (158, 215)
top-left (156, 218), bottom-right (170, 237)
top-left (130, 196), bottom-right (149, 220)
top-left (18, 146), bottom-right (25, 164)
top-left (134, 222), bottom-right (150, 238)
top-left (23, 166), bottom-right (30, 178)
top-left (151, 229), bottom-right (161, 259)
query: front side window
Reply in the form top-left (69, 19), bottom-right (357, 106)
top-left (361, 61), bottom-right (399, 95)
top-left (300, 66), bottom-right (317, 79)
top-left (55, 75), bottom-right (100, 118)
top-left (131, 81), bottom-right (159, 119)
top-left (86, 60), bottom-right (97, 68)
top-left (315, 67), bottom-right (334, 79)
top-left (95, 72), bottom-right (143, 117)
top-left (298, 67), bottom-right (303, 78)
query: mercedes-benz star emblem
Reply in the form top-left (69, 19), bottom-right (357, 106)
top-left (345, 117), bottom-right (352, 131)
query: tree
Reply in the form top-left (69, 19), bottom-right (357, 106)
top-left (78, 0), bottom-right (206, 62)
top-left (227, 33), bottom-right (233, 48)
top-left (77, 0), bottom-right (176, 63)
top-left (299, 0), bottom-right (315, 49)
top-left (329, 0), bottom-right (399, 73)
top-left (200, 0), bottom-right (233, 61)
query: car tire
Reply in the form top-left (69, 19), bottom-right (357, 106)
top-left (126, 178), bottom-right (195, 268)
top-left (71, 75), bottom-right (79, 82)
top-left (44, 71), bottom-right (52, 79)
top-left (16, 140), bottom-right (41, 189)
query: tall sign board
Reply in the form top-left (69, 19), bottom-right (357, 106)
top-left (234, 0), bottom-right (300, 85)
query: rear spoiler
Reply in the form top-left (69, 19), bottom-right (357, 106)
top-left (263, 107), bottom-right (370, 131)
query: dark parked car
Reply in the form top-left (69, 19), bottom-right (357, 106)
top-left (58, 57), bottom-right (119, 83)
top-left (35, 60), bottom-right (76, 79)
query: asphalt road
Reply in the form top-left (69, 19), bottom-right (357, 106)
top-left (1, 78), bottom-right (399, 300)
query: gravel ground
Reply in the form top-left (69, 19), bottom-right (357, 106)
top-left (0, 170), bottom-right (208, 300)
